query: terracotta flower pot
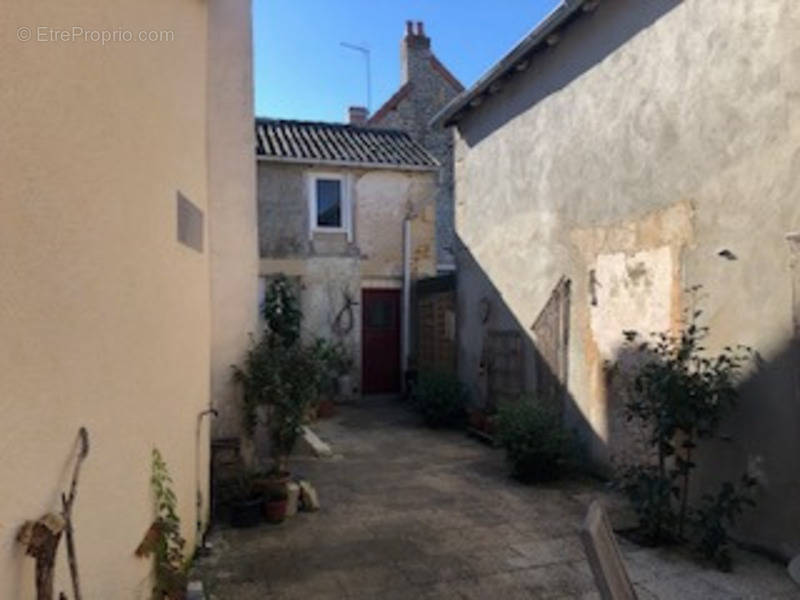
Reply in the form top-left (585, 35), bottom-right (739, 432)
top-left (484, 415), bottom-right (497, 436)
top-left (264, 498), bottom-right (288, 523)
top-left (317, 398), bottom-right (336, 419)
top-left (468, 410), bottom-right (486, 431)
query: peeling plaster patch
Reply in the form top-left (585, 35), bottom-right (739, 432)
top-left (590, 246), bottom-right (674, 360)
top-left (625, 260), bottom-right (650, 285)
top-left (570, 201), bottom-right (694, 257)
top-left (588, 246), bottom-right (674, 464)
top-left (570, 200), bottom-right (694, 351)
top-left (569, 202), bottom-right (694, 452)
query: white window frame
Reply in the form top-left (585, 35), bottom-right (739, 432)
top-left (307, 172), bottom-right (352, 241)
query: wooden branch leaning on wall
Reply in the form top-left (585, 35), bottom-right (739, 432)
top-left (17, 427), bottom-right (90, 600)
top-left (17, 512), bottom-right (65, 600)
top-left (62, 426), bottom-right (89, 600)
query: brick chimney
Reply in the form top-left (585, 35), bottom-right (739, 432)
top-left (348, 106), bottom-right (369, 125)
top-left (401, 20), bottom-right (431, 84)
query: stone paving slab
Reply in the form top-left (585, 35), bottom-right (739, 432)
top-left (194, 398), bottom-right (797, 599)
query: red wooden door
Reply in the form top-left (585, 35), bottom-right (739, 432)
top-left (362, 289), bottom-right (402, 394)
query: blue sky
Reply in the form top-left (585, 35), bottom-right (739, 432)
top-left (254, 0), bottom-right (561, 122)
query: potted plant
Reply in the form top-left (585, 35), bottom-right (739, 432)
top-left (312, 337), bottom-right (354, 405)
top-left (233, 275), bottom-right (324, 486)
top-left (229, 472), bottom-right (263, 529)
top-left (264, 486), bottom-right (289, 523)
top-left (332, 345), bottom-right (354, 402)
top-left (265, 341), bottom-right (320, 474)
top-left (468, 407), bottom-right (486, 431)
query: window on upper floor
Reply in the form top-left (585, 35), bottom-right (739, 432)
top-left (315, 178), bottom-right (342, 228)
top-left (308, 173), bottom-right (352, 240)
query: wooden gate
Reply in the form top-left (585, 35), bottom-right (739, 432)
top-left (416, 274), bottom-right (456, 374)
top-left (531, 277), bottom-right (571, 414)
top-left (485, 330), bottom-right (525, 409)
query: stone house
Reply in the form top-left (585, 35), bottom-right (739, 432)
top-left (1, 0), bottom-right (258, 596)
top-left (367, 21), bottom-right (464, 272)
top-left (256, 118), bottom-right (438, 394)
top-left (434, 0), bottom-right (800, 559)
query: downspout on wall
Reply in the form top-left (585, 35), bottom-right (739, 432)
top-left (402, 216), bottom-right (412, 390)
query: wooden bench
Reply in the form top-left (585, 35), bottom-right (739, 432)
top-left (580, 500), bottom-right (638, 600)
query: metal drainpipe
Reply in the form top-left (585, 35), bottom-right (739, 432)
top-left (402, 217), bottom-right (411, 392)
top-left (196, 407), bottom-right (217, 553)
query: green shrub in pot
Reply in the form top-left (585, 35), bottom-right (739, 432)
top-left (413, 370), bottom-right (468, 428)
top-left (496, 397), bottom-right (576, 483)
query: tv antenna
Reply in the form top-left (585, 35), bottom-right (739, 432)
top-left (340, 42), bottom-right (371, 112)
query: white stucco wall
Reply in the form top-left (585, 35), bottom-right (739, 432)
top-left (207, 0), bottom-right (260, 440)
top-left (0, 0), bottom-right (254, 596)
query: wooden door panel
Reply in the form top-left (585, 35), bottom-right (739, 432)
top-left (362, 289), bottom-right (401, 394)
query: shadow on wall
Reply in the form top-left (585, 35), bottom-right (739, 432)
top-left (455, 238), bottom-right (604, 463)
top-left (459, 0), bottom-right (682, 148)
top-left (458, 232), bottom-right (800, 558)
top-left (697, 338), bottom-right (800, 560)
top-left (603, 329), bottom-right (800, 561)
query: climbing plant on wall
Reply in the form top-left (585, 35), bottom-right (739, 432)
top-left (136, 448), bottom-right (187, 599)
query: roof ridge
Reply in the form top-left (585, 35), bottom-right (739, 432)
top-left (366, 81), bottom-right (414, 126)
top-left (255, 116), bottom-right (409, 136)
top-left (429, 53), bottom-right (465, 93)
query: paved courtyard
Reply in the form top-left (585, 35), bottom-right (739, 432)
top-left (195, 398), bottom-right (797, 599)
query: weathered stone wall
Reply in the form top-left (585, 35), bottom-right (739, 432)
top-left (257, 162), bottom-right (435, 270)
top-left (356, 170), bottom-right (436, 281)
top-left (257, 163), bottom-right (310, 258)
top-left (370, 28), bottom-right (461, 269)
top-left (257, 161), bottom-right (436, 388)
top-left (453, 0), bottom-right (800, 558)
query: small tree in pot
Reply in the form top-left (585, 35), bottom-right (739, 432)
top-left (263, 340), bottom-right (321, 474)
top-left (312, 337), bottom-right (354, 413)
top-left (233, 274), bottom-right (322, 478)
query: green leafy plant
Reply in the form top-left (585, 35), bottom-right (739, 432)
top-left (265, 341), bottom-right (322, 472)
top-left (611, 287), bottom-right (757, 566)
top-left (135, 449), bottom-right (187, 600)
top-left (616, 465), bottom-right (678, 544)
top-left (235, 275), bottom-right (356, 476)
top-left (692, 474), bottom-right (758, 571)
top-left (311, 337), bottom-right (354, 395)
top-left (261, 274), bottom-right (301, 348)
top-left (233, 335), bottom-right (322, 465)
top-left (231, 334), bottom-right (277, 435)
top-left (496, 397), bottom-right (576, 482)
top-left (413, 370), bottom-right (468, 428)
top-left (234, 275), bottom-right (327, 442)
top-left (232, 469), bottom-right (259, 500)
